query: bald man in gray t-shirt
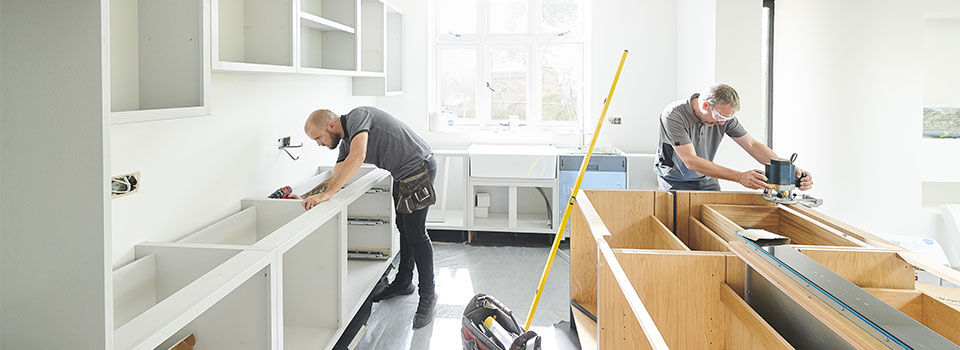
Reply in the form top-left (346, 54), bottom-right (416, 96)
top-left (654, 84), bottom-right (814, 192)
top-left (301, 106), bottom-right (439, 329)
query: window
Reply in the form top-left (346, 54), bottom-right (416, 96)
top-left (431, 0), bottom-right (587, 131)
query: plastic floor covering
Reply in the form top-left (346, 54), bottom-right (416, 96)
top-left (353, 242), bottom-right (581, 350)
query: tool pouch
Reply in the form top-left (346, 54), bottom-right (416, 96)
top-left (395, 165), bottom-right (436, 214)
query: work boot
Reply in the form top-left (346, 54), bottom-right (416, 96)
top-left (371, 282), bottom-right (415, 302)
top-left (412, 293), bottom-right (437, 329)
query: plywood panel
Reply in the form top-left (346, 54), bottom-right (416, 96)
top-left (597, 259), bottom-right (655, 350)
top-left (796, 248), bottom-right (915, 289)
top-left (787, 204), bottom-right (901, 250)
top-left (701, 205), bottom-right (743, 242)
top-left (686, 192), bottom-right (774, 222)
top-left (615, 251), bottom-right (726, 349)
top-left (863, 288), bottom-right (923, 322)
top-left (779, 208), bottom-right (859, 246)
top-left (654, 191), bottom-right (673, 233)
top-left (706, 204), bottom-right (779, 231)
top-left (675, 192), bottom-right (690, 244)
top-left (725, 255), bottom-right (747, 298)
top-left (687, 217), bottom-right (730, 252)
top-left (572, 305), bottom-right (598, 350)
top-left (583, 190), bottom-right (656, 237)
top-left (571, 203), bottom-right (598, 306)
top-left (604, 216), bottom-right (688, 251)
top-left (720, 283), bottom-right (793, 349)
top-left (923, 294), bottom-right (960, 346)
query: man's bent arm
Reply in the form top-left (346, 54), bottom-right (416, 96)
top-left (672, 143), bottom-right (742, 182)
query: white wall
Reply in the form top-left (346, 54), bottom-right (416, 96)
top-left (773, 0), bottom-right (924, 241)
top-left (377, 0), bottom-right (678, 153)
top-left (110, 73), bottom-right (375, 265)
top-left (920, 0), bottom-right (960, 265)
top-left (676, 0), bottom-right (764, 191)
top-left (1, 0), bottom-right (110, 348)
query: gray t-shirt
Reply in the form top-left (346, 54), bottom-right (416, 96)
top-left (654, 94), bottom-right (747, 182)
top-left (337, 106), bottom-right (433, 179)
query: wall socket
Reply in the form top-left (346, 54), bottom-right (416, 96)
top-left (111, 171), bottom-right (141, 199)
top-left (608, 116), bottom-right (622, 125)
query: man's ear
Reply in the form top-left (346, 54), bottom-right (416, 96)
top-left (327, 120), bottom-right (336, 131)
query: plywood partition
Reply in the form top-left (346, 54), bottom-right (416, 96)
top-left (571, 200), bottom-right (599, 315)
top-left (795, 247), bottom-right (915, 289)
top-left (686, 217), bottom-right (730, 252)
top-left (788, 204), bottom-right (901, 250)
top-left (603, 216), bottom-right (688, 251)
top-left (720, 284), bottom-right (793, 349)
top-left (675, 192), bottom-right (774, 243)
top-left (581, 190), bottom-right (673, 238)
top-left (702, 204), bottom-right (862, 247)
top-left (614, 251), bottom-right (726, 348)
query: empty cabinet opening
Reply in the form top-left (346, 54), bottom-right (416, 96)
top-left (600, 251), bottom-right (793, 349)
top-left (516, 186), bottom-right (553, 230)
top-left (113, 246), bottom-right (242, 330)
top-left (300, 27), bottom-right (357, 70)
top-left (217, 0), bottom-right (293, 66)
top-left (178, 200), bottom-right (304, 246)
top-left (702, 204), bottom-right (860, 247)
top-left (300, 0), bottom-right (356, 27)
top-left (282, 216), bottom-right (342, 348)
top-left (359, 0), bottom-right (385, 73)
top-left (603, 216), bottom-right (688, 251)
top-left (155, 266), bottom-right (272, 349)
top-left (109, 0), bottom-right (204, 112)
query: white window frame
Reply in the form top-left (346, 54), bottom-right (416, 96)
top-left (428, 0), bottom-right (589, 133)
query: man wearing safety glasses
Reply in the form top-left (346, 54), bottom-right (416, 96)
top-left (654, 83), bottom-right (814, 191)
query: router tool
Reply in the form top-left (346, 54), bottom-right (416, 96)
top-left (762, 153), bottom-right (823, 207)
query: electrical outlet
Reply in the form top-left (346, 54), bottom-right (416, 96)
top-left (608, 116), bottom-right (622, 125)
top-left (111, 171), bottom-right (141, 199)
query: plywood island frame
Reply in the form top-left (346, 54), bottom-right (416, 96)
top-left (570, 190), bottom-right (960, 349)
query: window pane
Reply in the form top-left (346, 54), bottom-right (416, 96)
top-left (440, 48), bottom-right (477, 119)
top-left (489, 0), bottom-right (528, 34)
top-left (541, 0), bottom-right (582, 35)
top-left (439, 0), bottom-right (477, 36)
top-left (490, 48), bottom-right (527, 120)
top-left (542, 45), bottom-right (582, 122)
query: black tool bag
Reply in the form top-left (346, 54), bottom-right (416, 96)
top-left (395, 165), bottom-right (436, 214)
top-left (461, 294), bottom-right (542, 350)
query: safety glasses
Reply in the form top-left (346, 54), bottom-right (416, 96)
top-left (709, 105), bottom-right (735, 122)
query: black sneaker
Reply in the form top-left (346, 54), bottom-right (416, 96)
top-left (412, 294), bottom-right (437, 329)
top-left (371, 282), bottom-right (415, 302)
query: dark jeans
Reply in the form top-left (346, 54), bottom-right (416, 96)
top-left (392, 158), bottom-right (437, 297)
top-left (657, 176), bottom-right (721, 191)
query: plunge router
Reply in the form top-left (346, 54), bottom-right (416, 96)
top-left (762, 153), bottom-right (823, 207)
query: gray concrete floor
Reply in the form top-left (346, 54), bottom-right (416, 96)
top-left (354, 243), bottom-right (580, 350)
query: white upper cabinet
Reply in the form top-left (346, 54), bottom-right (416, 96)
top-left (109, 0), bottom-right (212, 124)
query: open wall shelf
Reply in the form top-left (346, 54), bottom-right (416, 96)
top-left (108, 0), bottom-right (211, 124)
top-left (353, 2), bottom-right (403, 95)
top-left (209, 0), bottom-right (400, 88)
top-left (111, 165), bottom-right (396, 350)
top-left (213, 0), bottom-right (295, 72)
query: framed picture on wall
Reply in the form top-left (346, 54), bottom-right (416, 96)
top-left (923, 107), bottom-right (960, 138)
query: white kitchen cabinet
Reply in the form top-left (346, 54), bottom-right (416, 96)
top-left (111, 165), bottom-right (397, 350)
top-left (109, 0), bottom-right (212, 124)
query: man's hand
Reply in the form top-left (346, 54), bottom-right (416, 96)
top-left (301, 191), bottom-right (333, 210)
top-left (738, 170), bottom-right (769, 190)
top-left (796, 168), bottom-right (814, 191)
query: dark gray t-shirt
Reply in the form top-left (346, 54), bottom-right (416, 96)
top-left (654, 94), bottom-right (747, 182)
top-left (337, 106), bottom-right (433, 179)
